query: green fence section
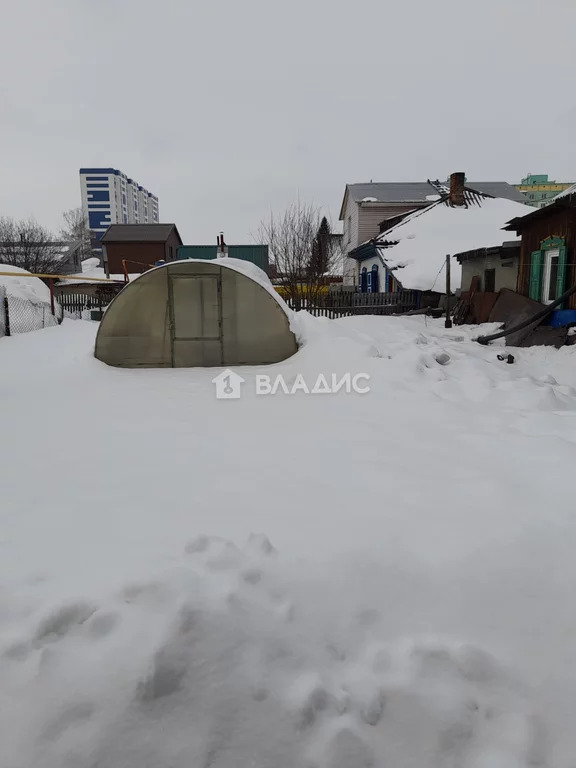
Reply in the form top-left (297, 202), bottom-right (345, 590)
top-left (177, 246), bottom-right (218, 261)
top-left (177, 245), bottom-right (269, 271)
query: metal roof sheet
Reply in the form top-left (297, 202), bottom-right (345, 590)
top-left (101, 224), bottom-right (181, 243)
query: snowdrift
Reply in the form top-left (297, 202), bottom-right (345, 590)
top-left (3, 315), bottom-right (576, 765)
top-left (0, 264), bottom-right (53, 303)
top-left (0, 535), bottom-right (545, 768)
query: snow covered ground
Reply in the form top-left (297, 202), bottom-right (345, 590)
top-left (1, 314), bottom-right (576, 766)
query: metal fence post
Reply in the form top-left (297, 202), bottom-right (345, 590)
top-left (3, 294), bottom-right (10, 337)
top-left (445, 254), bottom-right (453, 329)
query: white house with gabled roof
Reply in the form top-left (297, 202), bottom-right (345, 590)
top-left (347, 173), bottom-right (532, 300)
top-left (339, 175), bottom-right (528, 286)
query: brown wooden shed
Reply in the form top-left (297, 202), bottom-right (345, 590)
top-left (504, 191), bottom-right (576, 309)
top-left (100, 224), bottom-right (183, 277)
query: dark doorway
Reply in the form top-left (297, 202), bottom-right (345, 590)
top-left (484, 268), bottom-right (496, 293)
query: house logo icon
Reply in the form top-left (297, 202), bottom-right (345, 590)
top-left (212, 369), bottom-right (246, 399)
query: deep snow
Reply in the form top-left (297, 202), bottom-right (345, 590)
top-left (1, 315), bottom-right (576, 766)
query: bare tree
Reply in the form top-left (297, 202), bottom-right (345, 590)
top-left (60, 207), bottom-right (93, 261)
top-left (0, 217), bottom-right (63, 274)
top-left (258, 202), bottom-right (342, 307)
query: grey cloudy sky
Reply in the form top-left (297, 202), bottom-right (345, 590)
top-left (1, 0), bottom-right (575, 243)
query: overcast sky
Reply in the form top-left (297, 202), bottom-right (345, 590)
top-left (1, 0), bottom-right (575, 242)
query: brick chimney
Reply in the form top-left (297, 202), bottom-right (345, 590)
top-left (449, 172), bottom-right (466, 206)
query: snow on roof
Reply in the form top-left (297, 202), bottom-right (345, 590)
top-left (59, 265), bottom-right (107, 285)
top-left (361, 196), bottom-right (379, 203)
top-left (82, 257), bottom-right (101, 271)
top-left (58, 259), bottom-right (130, 286)
top-left (0, 264), bottom-right (53, 303)
top-left (375, 197), bottom-right (532, 292)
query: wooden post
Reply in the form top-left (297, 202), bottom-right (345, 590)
top-left (3, 295), bottom-right (10, 337)
top-left (445, 254), bottom-right (452, 328)
top-left (49, 278), bottom-right (55, 316)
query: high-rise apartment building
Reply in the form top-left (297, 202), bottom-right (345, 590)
top-left (515, 174), bottom-right (574, 209)
top-left (79, 168), bottom-right (159, 249)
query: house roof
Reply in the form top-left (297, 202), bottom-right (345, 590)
top-left (369, 195), bottom-right (531, 292)
top-left (503, 188), bottom-right (576, 232)
top-left (454, 241), bottom-right (520, 264)
top-left (339, 180), bottom-right (526, 218)
top-left (57, 257), bottom-right (140, 285)
top-left (54, 241), bottom-right (82, 260)
top-left (101, 224), bottom-right (182, 244)
top-left (0, 240), bottom-right (81, 262)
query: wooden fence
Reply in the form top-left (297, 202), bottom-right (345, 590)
top-left (58, 290), bottom-right (117, 316)
top-left (284, 290), bottom-right (419, 318)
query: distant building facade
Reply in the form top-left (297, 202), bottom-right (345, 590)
top-left (515, 174), bottom-right (574, 209)
top-left (79, 168), bottom-right (159, 251)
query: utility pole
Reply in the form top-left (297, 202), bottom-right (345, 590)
top-left (445, 254), bottom-right (452, 328)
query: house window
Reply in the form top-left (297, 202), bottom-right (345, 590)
top-left (484, 268), bottom-right (496, 293)
top-left (348, 216), bottom-right (352, 244)
top-left (529, 237), bottom-right (567, 306)
top-left (360, 266), bottom-right (368, 293)
top-left (367, 271), bottom-right (372, 292)
top-left (371, 263), bottom-right (379, 292)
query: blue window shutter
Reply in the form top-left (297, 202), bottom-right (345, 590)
top-left (556, 246), bottom-right (567, 308)
top-left (529, 250), bottom-right (543, 301)
top-left (371, 264), bottom-right (379, 292)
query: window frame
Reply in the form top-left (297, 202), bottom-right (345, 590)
top-left (542, 248), bottom-right (560, 304)
top-left (529, 236), bottom-right (567, 306)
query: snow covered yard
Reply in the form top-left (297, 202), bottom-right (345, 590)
top-left (1, 315), bottom-right (576, 767)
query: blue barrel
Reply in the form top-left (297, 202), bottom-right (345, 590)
top-left (549, 309), bottom-right (576, 328)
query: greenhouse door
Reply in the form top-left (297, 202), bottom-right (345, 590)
top-left (169, 275), bottom-right (223, 366)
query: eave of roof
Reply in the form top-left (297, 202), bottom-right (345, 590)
top-left (504, 193), bottom-right (576, 231)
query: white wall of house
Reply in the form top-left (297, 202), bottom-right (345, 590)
top-left (460, 255), bottom-right (519, 293)
top-left (342, 195), bottom-right (360, 253)
top-left (340, 191), bottom-right (427, 286)
top-left (357, 255), bottom-right (386, 292)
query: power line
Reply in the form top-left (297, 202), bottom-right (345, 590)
top-left (430, 259), bottom-right (447, 292)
